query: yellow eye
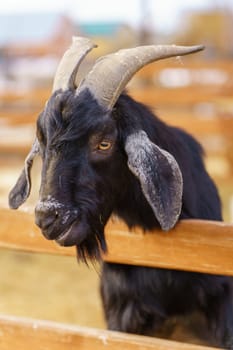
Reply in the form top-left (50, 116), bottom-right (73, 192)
top-left (98, 141), bottom-right (112, 151)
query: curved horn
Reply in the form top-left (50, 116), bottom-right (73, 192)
top-left (77, 44), bottom-right (204, 110)
top-left (52, 36), bottom-right (97, 92)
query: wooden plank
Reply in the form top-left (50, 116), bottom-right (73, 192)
top-left (1, 84), bottom-right (231, 111)
top-left (0, 87), bottom-right (50, 104)
top-left (0, 110), bottom-right (39, 126)
top-left (0, 314), bottom-right (218, 350)
top-left (129, 86), bottom-right (233, 106)
top-left (135, 59), bottom-right (233, 80)
top-left (0, 208), bottom-right (233, 275)
top-left (0, 143), bottom-right (31, 156)
top-left (0, 125), bottom-right (34, 155)
top-left (105, 219), bottom-right (233, 275)
top-left (159, 115), bottom-right (233, 138)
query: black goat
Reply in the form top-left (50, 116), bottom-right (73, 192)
top-left (9, 37), bottom-right (233, 347)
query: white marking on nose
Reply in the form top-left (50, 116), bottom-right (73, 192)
top-left (36, 195), bottom-right (64, 211)
top-left (36, 196), bottom-right (78, 226)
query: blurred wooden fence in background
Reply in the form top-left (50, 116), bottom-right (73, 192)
top-left (1, 60), bottom-right (232, 175)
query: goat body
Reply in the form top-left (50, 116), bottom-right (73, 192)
top-left (101, 93), bottom-right (233, 346)
top-left (9, 38), bottom-right (233, 348)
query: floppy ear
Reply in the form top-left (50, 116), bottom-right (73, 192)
top-left (8, 139), bottom-right (40, 209)
top-left (125, 130), bottom-right (183, 231)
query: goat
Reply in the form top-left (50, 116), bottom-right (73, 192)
top-left (9, 37), bottom-right (233, 348)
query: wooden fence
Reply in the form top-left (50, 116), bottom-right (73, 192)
top-left (0, 208), bottom-right (233, 349)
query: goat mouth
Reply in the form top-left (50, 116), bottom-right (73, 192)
top-left (55, 222), bottom-right (80, 246)
top-left (55, 220), bottom-right (88, 247)
top-left (56, 219), bottom-right (107, 261)
top-left (55, 224), bottom-right (75, 246)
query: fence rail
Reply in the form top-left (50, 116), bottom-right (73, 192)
top-left (0, 208), bottom-right (233, 275)
top-left (1, 61), bottom-right (232, 180)
top-left (0, 314), bottom-right (217, 350)
top-left (0, 208), bottom-right (232, 349)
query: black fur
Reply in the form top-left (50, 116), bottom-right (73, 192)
top-left (31, 88), bottom-right (233, 347)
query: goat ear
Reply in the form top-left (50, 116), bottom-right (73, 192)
top-left (8, 139), bottom-right (40, 209)
top-left (125, 131), bottom-right (183, 231)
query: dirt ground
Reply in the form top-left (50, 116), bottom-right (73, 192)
top-left (0, 250), bottom-right (105, 328)
top-left (0, 154), bottom-right (232, 346)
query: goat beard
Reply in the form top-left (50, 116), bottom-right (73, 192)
top-left (56, 218), bottom-right (107, 263)
top-left (76, 232), bottom-right (107, 263)
top-left (73, 223), bottom-right (106, 263)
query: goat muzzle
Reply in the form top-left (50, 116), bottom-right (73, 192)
top-left (35, 197), bottom-right (78, 241)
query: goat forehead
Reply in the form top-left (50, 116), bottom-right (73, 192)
top-left (37, 91), bottom-right (75, 130)
top-left (58, 116), bottom-right (116, 146)
top-left (41, 95), bottom-right (112, 133)
top-left (37, 93), bottom-right (118, 155)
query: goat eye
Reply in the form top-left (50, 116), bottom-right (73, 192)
top-left (98, 141), bottom-right (112, 151)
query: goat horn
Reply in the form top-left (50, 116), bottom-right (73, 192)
top-left (77, 44), bottom-right (204, 110)
top-left (52, 36), bottom-right (97, 92)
